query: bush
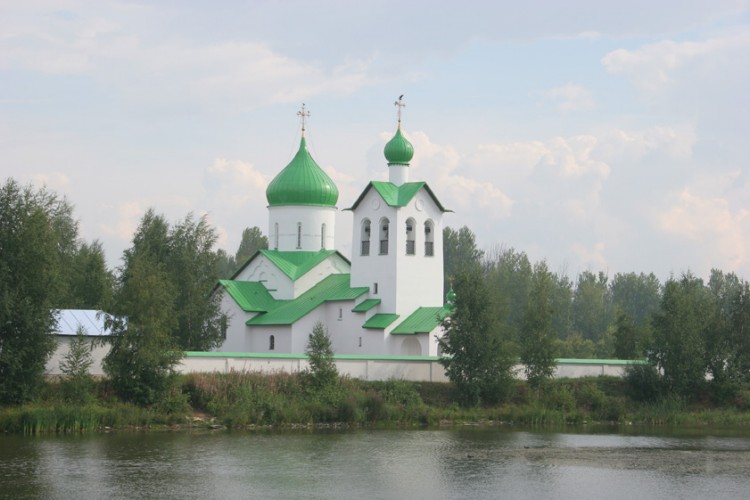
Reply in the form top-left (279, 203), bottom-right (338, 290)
top-left (625, 363), bottom-right (664, 402)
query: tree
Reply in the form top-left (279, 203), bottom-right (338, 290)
top-left (67, 241), bottom-right (114, 310)
top-left (235, 226), bottom-right (268, 266)
top-left (612, 308), bottom-right (639, 359)
top-left (59, 325), bottom-right (95, 403)
top-left (572, 271), bottom-right (611, 342)
top-left (650, 274), bottom-right (708, 398)
top-left (104, 255), bottom-right (181, 405)
top-left (520, 261), bottom-right (558, 388)
top-left (0, 179), bottom-right (64, 404)
top-left (305, 321), bottom-right (338, 389)
top-left (438, 264), bottom-right (516, 405)
top-left (167, 213), bottom-right (225, 351)
top-left (485, 246), bottom-right (533, 339)
top-left (443, 226), bottom-right (484, 298)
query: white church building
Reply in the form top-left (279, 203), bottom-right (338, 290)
top-left (215, 101), bottom-right (452, 356)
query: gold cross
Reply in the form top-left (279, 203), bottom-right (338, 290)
top-left (394, 95), bottom-right (405, 125)
top-left (297, 103), bottom-right (311, 135)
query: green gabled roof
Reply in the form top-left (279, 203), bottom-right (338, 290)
top-left (266, 137), bottom-right (339, 207)
top-left (391, 306), bottom-right (450, 335)
top-left (217, 280), bottom-right (278, 313)
top-left (352, 298), bottom-right (381, 312)
top-left (259, 249), bottom-right (339, 280)
top-left (346, 181), bottom-right (451, 212)
top-left (362, 313), bottom-right (400, 329)
top-left (247, 274), bottom-right (368, 326)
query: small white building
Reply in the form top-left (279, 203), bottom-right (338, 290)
top-left (46, 309), bottom-right (113, 376)
top-left (215, 103), bottom-right (452, 356)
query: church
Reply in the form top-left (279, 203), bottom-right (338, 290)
top-left (215, 100), bottom-right (452, 356)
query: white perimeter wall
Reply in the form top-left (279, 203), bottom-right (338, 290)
top-left (178, 354), bottom-right (635, 382)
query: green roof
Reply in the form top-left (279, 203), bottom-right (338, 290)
top-left (384, 126), bottom-right (414, 165)
top-left (258, 249), bottom-right (340, 280)
top-left (346, 181), bottom-right (451, 212)
top-left (217, 280), bottom-right (278, 313)
top-left (391, 306), bottom-right (450, 335)
top-left (247, 274), bottom-right (368, 326)
top-left (266, 137), bottom-right (339, 207)
top-left (363, 313), bottom-right (400, 329)
top-left (352, 299), bottom-right (381, 312)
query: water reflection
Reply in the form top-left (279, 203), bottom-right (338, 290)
top-left (1, 428), bottom-right (750, 499)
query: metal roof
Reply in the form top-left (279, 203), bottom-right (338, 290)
top-left (52, 309), bottom-right (113, 337)
top-left (258, 249), bottom-right (339, 280)
top-left (246, 274), bottom-right (368, 326)
top-left (390, 306), bottom-right (449, 335)
top-left (218, 280), bottom-right (277, 313)
top-left (265, 137), bottom-right (339, 207)
top-left (352, 298), bottom-right (381, 312)
top-left (346, 181), bottom-right (451, 212)
top-left (362, 313), bottom-right (400, 329)
top-left (384, 126), bottom-right (414, 165)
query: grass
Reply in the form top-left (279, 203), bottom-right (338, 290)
top-left (2, 374), bottom-right (750, 434)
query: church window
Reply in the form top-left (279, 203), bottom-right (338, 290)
top-left (321, 223), bottom-right (326, 249)
top-left (373, 282), bottom-right (378, 294)
top-left (269, 335), bottom-right (275, 351)
top-left (405, 218), bottom-right (416, 255)
top-left (359, 336), bottom-right (362, 347)
top-left (274, 223), bottom-right (279, 250)
top-left (338, 307), bottom-right (343, 320)
top-left (424, 220), bottom-right (435, 257)
top-left (361, 219), bottom-right (371, 256)
top-left (296, 222), bottom-right (302, 249)
top-left (379, 218), bottom-right (390, 255)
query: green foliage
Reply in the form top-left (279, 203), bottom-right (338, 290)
top-left (438, 264), bottom-right (516, 406)
top-left (443, 226), bottom-right (484, 298)
top-left (0, 179), bottom-right (62, 404)
top-left (612, 308), bottom-right (639, 359)
top-left (59, 326), bottom-right (95, 404)
top-left (104, 255), bottom-right (182, 405)
top-left (555, 334), bottom-right (597, 359)
top-left (235, 226), bottom-right (269, 266)
top-left (305, 322), bottom-right (338, 390)
top-left (624, 363), bottom-right (664, 402)
top-left (650, 274), bottom-right (709, 398)
top-left (572, 271), bottom-right (611, 342)
top-left (520, 261), bottom-right (558, 388)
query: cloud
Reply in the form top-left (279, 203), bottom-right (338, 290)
top-left (658, 188), bottom-right (749, 270)
top-left (602, 31), bottom-right (750, 92)
top-left (30, 172), bottom-right (70, 190)
top-left (536, 84), bottom-right (595, 112)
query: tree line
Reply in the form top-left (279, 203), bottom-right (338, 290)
top-left (0, 179), bottom-right (267, 405)
top-left (442, 225), bottom-right (750, 404)
top-left (2, 178), bottom-right (748, 408)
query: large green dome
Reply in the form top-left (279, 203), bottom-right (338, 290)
top-left (266, 137), bottom-right (339, 207)
top-left (384, 126), bottom-right (414, 165)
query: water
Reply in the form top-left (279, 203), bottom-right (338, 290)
top-left (2, 427), bottom-right (750, 499)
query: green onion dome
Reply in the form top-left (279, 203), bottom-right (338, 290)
top-left (266, 137), bottom-right (339, 207)
top-left (384, 126), bottom-right (414, 165)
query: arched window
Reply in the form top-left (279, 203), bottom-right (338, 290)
top-left (296, 222), bottom-right (302, 249)
top-left (361, 219), bottom-right (371, 256)
top-left (405, 217), bottom-right (416, 255)
top-left (269, 335), bottom-right (275, 351)
top-left (321, 223), bottom-right (326, 249)
top-left (274, 223), bottom-right (279, 250)
top-left (379, 218), bottom-right (390, 255)
top-left (424, 220), bottom-right (435, 256)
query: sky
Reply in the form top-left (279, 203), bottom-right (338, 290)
top-left (2, 0), bottom-right (749, 282)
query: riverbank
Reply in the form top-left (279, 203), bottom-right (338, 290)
top-left (2, 373), bottom-right (749, 434)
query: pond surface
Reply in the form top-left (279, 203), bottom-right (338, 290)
top-left (2, 426), bottom-right (750, 499)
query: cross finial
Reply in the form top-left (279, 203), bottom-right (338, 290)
top-left (394, 95), bottom-right (405, 126)
top-left (297, 103), bottom-right (310, 136)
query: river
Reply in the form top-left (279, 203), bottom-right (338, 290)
top-left (1, 426), bottom-right (750, 499)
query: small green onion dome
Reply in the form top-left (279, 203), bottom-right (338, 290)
top-left (384, 126), bottom-right (414, 165)
top-left (266, 137), bottom-right (339, 207)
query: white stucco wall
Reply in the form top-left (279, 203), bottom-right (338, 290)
top-left (268, 205), bottom-right (336, 252)
top-left (349, 186), bottom-right (444, 316)
top-left (46, 336), bottom-right (110, 376)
